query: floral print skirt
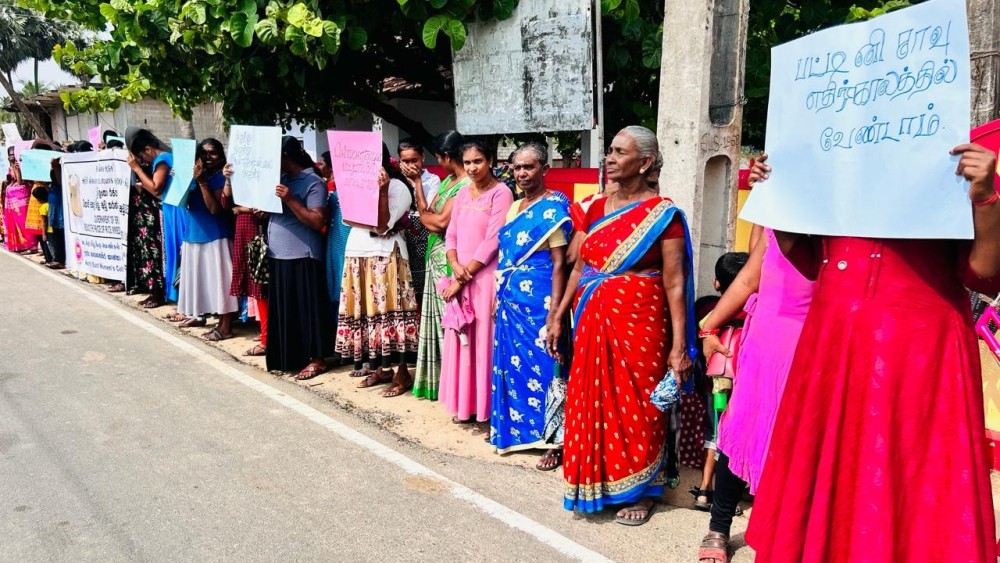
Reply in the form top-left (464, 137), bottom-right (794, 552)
top-left (335, 247), bottom-right (419, 362)
top-left (126, 189), bottom-right (164, 294)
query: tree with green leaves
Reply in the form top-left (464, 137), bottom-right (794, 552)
top-left (25, 0), bottom-right (524, 144)
top-left (25, 0), bottom-right (918, 149)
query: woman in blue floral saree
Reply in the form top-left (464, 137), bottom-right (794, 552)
top-left (489, 144), bottom-right (572, 471)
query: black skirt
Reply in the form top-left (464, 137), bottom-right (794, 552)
top-left (266, 257), bottom-right (334, 372)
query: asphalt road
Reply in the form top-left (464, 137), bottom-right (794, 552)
top-left (0, 250), bottom-right (753, 563)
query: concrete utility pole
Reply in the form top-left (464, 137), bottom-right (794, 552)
top-left (969, 0), bottom-right (1000, 127)
top-left (656, 0), bottom-right (750, 294)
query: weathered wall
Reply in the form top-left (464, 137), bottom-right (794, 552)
top-left (969, 0), bottom-right (1000, 127)
top-left (51, 100), bottom-right (227, 146)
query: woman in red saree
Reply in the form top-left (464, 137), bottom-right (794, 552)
top-left (548, 126), bottom-right (697, 526)
top-left (745, 144), bottom-right (1000, 562)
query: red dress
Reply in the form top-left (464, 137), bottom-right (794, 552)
top-left (746, 237), bottom-right (998, 562)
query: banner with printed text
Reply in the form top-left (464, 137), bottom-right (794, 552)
top-left (740, 0), bottom-right (972, 239)
top-left (61, 150), bottom-right (131, 281)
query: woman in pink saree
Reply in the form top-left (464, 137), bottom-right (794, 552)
top-left (3, 147), bottom-right (36, 252)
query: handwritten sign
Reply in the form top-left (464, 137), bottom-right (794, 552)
top-left (1, 123), bottom-right (21, 143)
top-left (328, 130), bottom-right (382, 226)
top-left (228, 125), bottom-right (282, 213)
top-left (740, 0), bottom-right (972, 239)
top-left (61, 149), bottom-right (131, 281)
top-left (20, 149), bottom-right (63, 182)
top-left (163, 138), bottom-right (196, 207)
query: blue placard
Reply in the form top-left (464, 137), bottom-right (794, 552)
top-left (19, 149), bottom-right (63, 182)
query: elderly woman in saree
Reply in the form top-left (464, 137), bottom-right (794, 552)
top-left (489, 142), bottom-right (572, 470)
top-left (547, 126), bottom-right (697, 526)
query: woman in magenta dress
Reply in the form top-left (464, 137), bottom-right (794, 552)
top-left (745, 144), bottom-right (1000, 563)
top-left (439, 140), bottom-right (514, 423)
top-left (696, 225), bottom-right (815, 562)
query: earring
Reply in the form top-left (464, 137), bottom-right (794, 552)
top-left (640, 168), bottom-right (647, 174)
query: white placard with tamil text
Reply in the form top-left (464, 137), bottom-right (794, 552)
top-left (740, 0), bottom-right (972, 239)
top-left (228, 125), bottom-right (283, 213)
top-left (61, 149), bottom-right (131, 281)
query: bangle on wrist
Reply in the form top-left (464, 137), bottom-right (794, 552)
top-left (698, 328), bottom-right (720, 338)
top-left (973, 191), bottom-right (1000, 207)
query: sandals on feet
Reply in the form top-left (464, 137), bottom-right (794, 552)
top-left (244, 344), bottom-right (266, 357)
top-left (107, 283), bottom-right (126, 293)
top-left (163, 312), bottom-right (187, 322)
top-left (535, 449), bottom-right (562, 471)
top-left (697, 531), bottom-right (729, 563)
top-left (614, 501), bottom-right (657, 526)
top-left (690, 487), bottom-right (713, 511)
top-left (180, 317), bottom-right (207, 328)
top-left (382, 369), bottom-right (413, 398)
top-left (296, 361), bottom-right (329, 381)
top-left (357, 369), bottom-right (393, 388)
top-left (202, 327), bottom-right (233, 342)
top-left (349, 362), bottom-right (373, 378)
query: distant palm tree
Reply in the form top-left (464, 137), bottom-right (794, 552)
top-left (0, 0), bottom-right (84, 141)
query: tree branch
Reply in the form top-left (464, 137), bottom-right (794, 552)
top-left (0, 69), bottom-right (51, 143)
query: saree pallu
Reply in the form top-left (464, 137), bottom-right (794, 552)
top-left (161, 203), bottom-right (188, 302)
top-left (491, 195), bottom-right (572, 453)
top-left (563, 197), bottom-right (697, 512)
top-left (414, 176), bottom-right (469, 400)
top-left (3, 182), bottom-right (35, 251)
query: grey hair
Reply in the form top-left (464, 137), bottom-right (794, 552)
top-left (620, 125), bottom-right (663, 173)
top-left (511, 142), bottom-right (548, 166)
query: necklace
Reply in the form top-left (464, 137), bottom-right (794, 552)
top-left (519, 188), bottom-right (549, 212)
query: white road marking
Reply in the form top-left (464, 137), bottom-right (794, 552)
top-left (5, 252), bottom-right (612, 563)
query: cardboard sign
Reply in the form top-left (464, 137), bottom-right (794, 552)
top-left (163, 138), bottom-right (196, 207)
top-left (19, 149), bottom-right (63, 182)
top-left (1, 123), bottom-right (21, 143)
top-left (327, 130), bottom-right (382, 227)
top-left (740, 0), bottom-right (972, 239)
top-left (87, 126), bottom-right (102, 149)
top-left (228, 125), bottom-right (282, 213)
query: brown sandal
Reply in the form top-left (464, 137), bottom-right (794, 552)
top-left (357, 369), bottom-right (393, 388)
top-left (244, 344), bottom-right (266, 357)
top-left (296, 361), bottom-right (328, 381)
top-left (697, 531), bottom-right (729, 563)
top-left (382, 367), bottom-right (413, 398)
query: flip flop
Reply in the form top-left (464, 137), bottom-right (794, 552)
top-left (535, 450), bottom-right (563, 471)
top-left (296, 361), bottom-right (329, 381)
top-left (243, 344), bottom-right (266, 357)
top-left (202, 327), bottom-right (233, 342)
top-left (163, 312), bottom-right (187, 322)
top-left (614, 502), bottom-right (657, 526)
top-left (180, 317), bottom-right (207, 328)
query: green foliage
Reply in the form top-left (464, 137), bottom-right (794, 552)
top-left (23, 0), bottom-right (927, 150)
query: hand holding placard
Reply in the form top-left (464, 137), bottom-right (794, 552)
top-left (228, 125), bottom-right (283, 214)
top-left (740, 0), bottom-right (972, 239)
top-left (328, 130), bottom-right (382, 227)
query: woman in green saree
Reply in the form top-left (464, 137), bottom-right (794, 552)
top-left (412, 131), bottom-right (471, 400)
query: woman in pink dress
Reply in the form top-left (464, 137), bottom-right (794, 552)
top-left (3, 147), bottom-right (36, 252)
top-left (439, 141), bottom-right (514, 423)
top-left (696, 225), bottom-right (815, 563)
top-left (745, 144), bottom-right (1000, 563)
